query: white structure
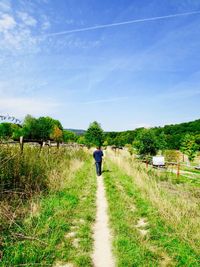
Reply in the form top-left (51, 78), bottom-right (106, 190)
top-left (153, 156), bottom-right (165, 166)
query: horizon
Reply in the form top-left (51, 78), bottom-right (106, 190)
top-left (64, 117), bottom-right (200, 132)
top-left (1, 115), bottom-right (199, 132)
top-left (0, 0), bottom-right (200, 131)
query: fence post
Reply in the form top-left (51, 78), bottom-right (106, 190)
top-left (39, 141), bottom-right (45, 152)
top-left (57, 141), bottom-right (60, 149)
top-left (19, 136), bottom-right (24, 153)
top-left (177, 163), bottom-right (180, 177)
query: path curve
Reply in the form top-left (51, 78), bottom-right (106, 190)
top-left (92, 175), bottom-right (115, 267)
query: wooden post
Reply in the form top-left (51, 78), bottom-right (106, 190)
top-left (57, 141), bottom-right (60, 149)
top-left (39, 141), bottom-right (45, 152)
top-left (146, 160), bottom-right (148, 170)
top-left (19, 136), bottom-right (24, 153)
top-left (177, 163), bottom-right (180, 177)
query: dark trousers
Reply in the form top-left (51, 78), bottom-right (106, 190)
top-left (95, 161), bottom-right (102, 176)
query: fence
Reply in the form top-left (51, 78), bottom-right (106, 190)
top-left (0, 137), bottom-right (85, 153)
top-left (141, 159), bottom-right (200, 177)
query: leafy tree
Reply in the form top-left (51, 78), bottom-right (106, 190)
top-left (0, 122), bottom-right (22, 140)
top-left (195, 134), bottom-right (200, 147)
top-left (133, 129), bottom-right (159, 157)
top-left (180, 134), bottom-right (199, 162)
top-left (85, 121), bottom-right (104, 147)
top-left (22, 115), bottom-right (63, 141)
top-left (77, 136), bottom-right (86, 145)
top-left (22, 115), bottom-right (38, 139)
top-left (163, 150), bottom-right (181, 163)
top-left (157, 131), bottom-right (167, 152)
top-left (50, 125), bottom-right (63, 142)
top-left (63, 130), bottom-right (77, 143)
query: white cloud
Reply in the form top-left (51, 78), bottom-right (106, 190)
top-left (0, 12), bottom-right (40, 53)
top-left (0, 97), bottom-right (61, 118)
top-left (17, 11), bottom-right (37, 27)
top-left (0, 13), bottom-right (16, 31)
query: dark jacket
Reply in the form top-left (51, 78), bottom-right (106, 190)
top-left (93, 149), bottom-right (103, 163)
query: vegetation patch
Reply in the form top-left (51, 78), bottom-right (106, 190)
top-left (104, 155), bottom-right (200, 266)
top-left (0, 147), bottom-right (96, 266)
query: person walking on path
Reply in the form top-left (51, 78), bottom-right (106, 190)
top-left (93, 147), bottom-right (104, 176)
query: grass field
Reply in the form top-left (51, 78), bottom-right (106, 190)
top-left (0, 145), bottom-right (96, 267)
top-left (1, 146), bottom-right (200, 266)
top-left (103, 148), bottom-right (200, 266)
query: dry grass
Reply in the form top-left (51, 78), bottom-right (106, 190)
top-left (106, 147), bottom-right (200, 254)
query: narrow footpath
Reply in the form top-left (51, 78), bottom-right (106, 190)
top-left (92, 175), bottom-right (115, 267)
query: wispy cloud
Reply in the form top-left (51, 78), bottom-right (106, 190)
top-left (0, 2), bottom-right (51, 54)
top-left (44, 10), bottom-right (200, 37)
top-left (0, 11), bottom-right (39, 53)
top-left (0, 13), bottom-right (16, 31)
top-left (17, 11), bottom-right (37, 27)
top-left (0, 97), bottom-right (61, 118)
top-left (41, 15), bottom-right (51, 30)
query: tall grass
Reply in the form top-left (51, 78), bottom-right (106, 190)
top-left (103, 148), bottom-right (200, 266)
top-left (0, 144), bottom-right (96, 266)
top-left (106, 148), bottom-right (200, 256)
top-left (0, 145), bottom-right (87, 195)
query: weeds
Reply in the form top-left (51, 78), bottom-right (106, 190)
top-left (0, 145), bottom-right (96, 266)
top-left (105, 148), bottom-right (200, 266)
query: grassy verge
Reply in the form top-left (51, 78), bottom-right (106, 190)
top-left (103, 150), bottom-right (200, 266)
top-left (0, 146), bottom-right (96, 267)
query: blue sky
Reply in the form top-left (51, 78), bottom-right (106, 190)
top-left (0, 0), bottom-right (200, 131)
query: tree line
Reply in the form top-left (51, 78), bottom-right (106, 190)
top-left (0, 115), bottom-right (77, 143)
top-left (0, 115), bottom-right (199, 161)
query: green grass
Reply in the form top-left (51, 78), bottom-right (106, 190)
top-left (141, 163), bottom-right (200, 187)
top-left (0, 147), bottom-right (97, 267)
top-left (104, 159), bottom-right (200, 267)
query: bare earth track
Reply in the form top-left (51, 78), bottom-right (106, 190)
top-left (92, 175), bottom-right (115, 267)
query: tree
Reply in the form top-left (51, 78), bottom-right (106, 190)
top-left (157, 131), bottom-right (167, 152)
top-left (180, 134), bottom-right (199, 162)
top-left (133, 129), bottom-right (159, 157)
top-left (50, 125), bottom-right (63, 142)
top-left (77, 135), bottom-right (86, 145)
top-left (85, 121), bottom-right (104, 147)
top-left (22, 115), bottom-right (63, 141)
top-left (22, 115), bottom-right (38, 139)
top-left (0, 123), bottom-right (13, 140)
top-left (63, 130), bottom-right (77, 143)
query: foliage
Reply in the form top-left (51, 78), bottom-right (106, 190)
top-left (22, 115), bottom-right (63, 141)
top-left (0, 122), bottom-right (21, 141)
top-left (50, 125), bottom-right (63, 142)
top-left (157, 131), bottom-right (167, 152)
top-left (104, 119), bottom-right (200, 150)
top-left (77, 135), bottom-right (86, 145)
top-left (180, 134), bottom-right (199, 162)
top-left (104, 157), bottom-right (200, 266)
top-left (163, 150), bottom-right (181, 162)
top-left (133, 129), bottom-right (159, 157)
top-left (85, 121), bottom-right (104, 147)
top-left (63, 130), bottom-right (77, 143)
top-left (0, 147), bottom-right (96, 266)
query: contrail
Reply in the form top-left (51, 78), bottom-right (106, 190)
top-left (44, 10), bottom-right (200, 37)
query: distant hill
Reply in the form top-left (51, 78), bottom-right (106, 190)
top-left (65, 129), bottom-right (86, 135)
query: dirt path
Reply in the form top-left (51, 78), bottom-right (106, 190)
top-left (92, 175), bottom-right (115, 267)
